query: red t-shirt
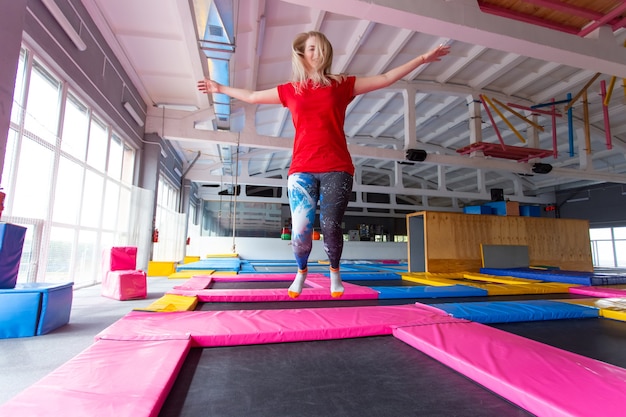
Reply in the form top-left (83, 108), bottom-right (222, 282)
top-left (277, 76), bottom-right (356, 176)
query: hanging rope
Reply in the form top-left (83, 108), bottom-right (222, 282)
top-left (231, 133), bottom-right (241, 253)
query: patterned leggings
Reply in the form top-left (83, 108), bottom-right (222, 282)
top-left (287, 172), bottom-right (353, 270)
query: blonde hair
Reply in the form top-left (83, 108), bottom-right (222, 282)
top-left (291, 31), bottom-right (343, 94)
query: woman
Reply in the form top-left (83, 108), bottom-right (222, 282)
top-left (198, 31), bottom-right (450, 298)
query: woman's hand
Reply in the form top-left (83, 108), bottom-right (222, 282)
top-left (422, 44), bottom-right (451, 64)
top-left (197, 79), bottom-right (221, 94)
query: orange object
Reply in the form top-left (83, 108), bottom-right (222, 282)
top-left (312, 230), bottom-right (321, 240)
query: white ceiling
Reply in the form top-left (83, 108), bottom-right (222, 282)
top-left (81, 0), bottom-right (626, 212)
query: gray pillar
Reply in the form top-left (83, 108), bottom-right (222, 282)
top-left (0, 0), bottom-right (28, 181)
top-left (138, 133), bottom-right (162, 228)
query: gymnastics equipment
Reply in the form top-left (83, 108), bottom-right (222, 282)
top-left (101, 246), bottom-right (147, 300)
top-left (0, 282), bottom-right (73, 338)
top-left (167, 274), bottom-right (378, 302)
top-left (0, 223), bottom-right (26, 289)
top-left (4, 302), bottom-right (626, 416)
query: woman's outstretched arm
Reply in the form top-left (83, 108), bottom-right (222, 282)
top-left (353, 44), bottom-right (451, 96)
top-left (197, 79), bottom-right (281, 105)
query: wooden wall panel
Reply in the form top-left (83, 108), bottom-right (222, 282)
top-left (407, 211), bottom-right (593, 273)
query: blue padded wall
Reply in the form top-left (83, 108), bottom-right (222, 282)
top-left (0, 223), bottom-right (26, 289)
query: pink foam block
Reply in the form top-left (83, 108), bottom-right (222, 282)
top-left (101, 246), bottom-right (137, 272)
top-left (569, 286), bottom-right (626, 298)
top-left (97, 305), bottom-right (462, 347)
top-left (169, 276), bottom-right (378, 302)
top-left (0, 338), bottom-right (190, 417)
top-left (394, 322), bottom-right (626, 417)
top-left (101, 270), bottom-right (147, 300)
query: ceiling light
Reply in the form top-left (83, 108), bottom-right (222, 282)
top-left (155, 103), bottom-right (199, 111)
top-left (41, 0), bottom-right (87, 51)
top-left (123, 101), bottom-right (144, 127)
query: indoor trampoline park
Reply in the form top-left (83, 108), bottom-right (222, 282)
top-left (5, 1), bottom-right (626, 417)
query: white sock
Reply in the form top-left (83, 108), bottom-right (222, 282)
top-left (330, 267), bottom-right (344, 298)
top-left (288, 268), bottom-right (308, 298)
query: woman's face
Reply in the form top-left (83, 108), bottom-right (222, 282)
top-left (303, 36), bottom-right (319, 72)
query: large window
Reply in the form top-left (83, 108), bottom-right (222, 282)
top-left (153, 175), bottom-right (185, 261)
top-left (590, 227), bottom-right (626, 268)
top-left (3, 45), bottom-right (138, 288)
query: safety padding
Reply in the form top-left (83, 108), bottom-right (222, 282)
top-left (167, 275), bottom-right (378, 302)
top-left (481, 267), bottom-right (626, 286)
top-left (0, 223), bottom-right (26, 289)
top-left (394, 321), bottom-right (626, 417)
top-left (147, 261), bottom-right (177, 277)
top-left (168, 270), bottom-right (214, 279)
top-left (183, 256), bottom-right (201, 264)
top-left (340, 272), bottom-right (402, 281)
top-left (0, 338), bottom-right (191, 417)
top-left (101, 246), bottom-right (137, 272)
top-left (401, 272), bottom-right (462, 286)
top-left (97, 304), bottom-right (464, 346)
top-left (593, 298), bottom-right (626, 322)
top-left (135, 294), bottom-right (198, 312)
top-left (466, 282), bottom-right (572, 296)
top-left (429, 299), bottom-right (598, 323)
top-left (569, 286), bottom-right (626, 298)
top-left (0, 292), bottom-right (40, 338)
top-left (176, 258), bottom-right (241, 272)
top-left (462, 272), bottom-right (541, 284)
top-left (0, 282), bottom-right (73, 338)
top-left (102, 270), bottom-right (147, 301)
top-left (372, 284), bottom-right (487, 299)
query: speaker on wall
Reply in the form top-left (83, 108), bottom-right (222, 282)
top-left (490, 188), bottom-right (504, 201)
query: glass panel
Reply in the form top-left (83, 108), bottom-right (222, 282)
top-left (102, 179), bottom-right (119, 230)
top-left (108, 134), bottom-right (123, 179)
top-left (52, 156), bottom-right (83, 224)
top-left (10, 48), bottom-right (27, 124)
top-left (46, 226), bottom-right (74, 283)
top-left (200, 200), bottom-right (281, 237)
top-left (12, 138), bottom-right (53, 219)
top-left (16, 223), bottom-right (35, 283)
top-left (613, 227), bottom-right (626, 240)
top-left (75, 229), bottom-right (98, 287)
top-left (594, 241), bottom-right (615, 267)
top-left (61, 93), bottom-right (89, 159)
top-left (80, 170), bottom-right (104, 227)
top-left (1, 129), bottom-right (17, 207)
top-left (589, 228), bottom-right (612, 240)
top-left (117, 186), bottom-right (131, 234)
top-left (86, 117), bottom-right (108, 171)
top-left (24, 61), bottom-right (61, 145)
top-left (615, 240), bottom-right (626, 268)
top-left (121, 144), bottom-right (135, 184)
top-left (100, 231), bottom-right (115, 250)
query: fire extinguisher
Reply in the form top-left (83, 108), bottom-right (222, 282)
top-left (152, 228), bottom-right (159, 243)
top-left (186, 236), bottom-right (190, 245)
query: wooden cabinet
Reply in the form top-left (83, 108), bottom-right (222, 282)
top-left (406, 211), bottom-right (593, 273)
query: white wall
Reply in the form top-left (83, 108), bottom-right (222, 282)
top-left (186, 236), bottom-right (407, 262)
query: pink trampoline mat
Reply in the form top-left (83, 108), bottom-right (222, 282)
top-left (569, 285), bottom-right (626, 298)
top-left (169, 274), bottom-right (379, 302)
top-left (396, 321), bottom-right (626, 417)
top-left (4, 300), bottom-right (626, 417)
top-left (97, 304), bottom-right (463, 347)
